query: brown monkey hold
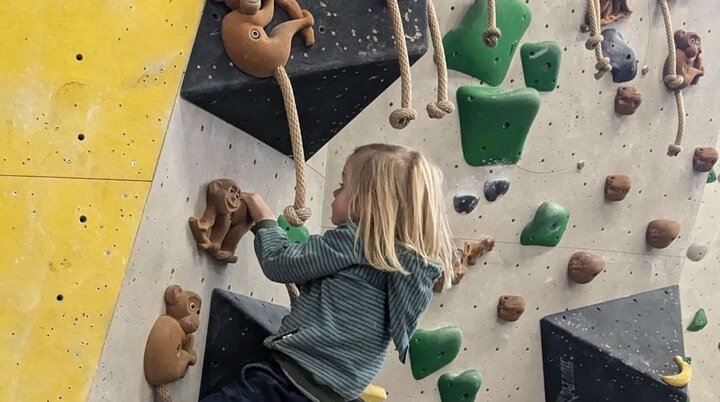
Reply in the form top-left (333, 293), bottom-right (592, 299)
top-left (582, 0), bottom-right (632, 31)
top-left (693, 147), bottom-right (718, 172)
top-left (433, 248), bottom-right (465, 292)
top-left (568, 252), bottom-right (606, 284)
top-left (646, 219), bottom-right (681, 249)
top-left (497, 295), bottom-right (526, 322)
top-left (664, 30), bottom-right (704, 90)
top-left (462, 237), bottom-right (495, 266)
top-left (144, 285), bottom-right (202, 386)
top-left (614, 86), bottom-right (642, 115)
top-left (604, 175), bottom-right (631, 201)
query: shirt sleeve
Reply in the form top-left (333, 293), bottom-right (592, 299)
top-left (252, 220), bottom-right (359, 284)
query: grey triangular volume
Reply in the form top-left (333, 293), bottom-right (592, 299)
top-left (541, 285), bottom-right (688, 402)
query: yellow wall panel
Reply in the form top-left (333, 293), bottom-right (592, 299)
top-left (0, 0), bottom-right (203, 181)
top-left (0, 177), bottom-right (149, 400)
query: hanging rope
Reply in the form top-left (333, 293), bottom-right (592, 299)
top-left (386, 0), bottom-right (417, 129)
top-left (426, 0), bottom-right (454, 119)
top-left (156, 384), bottom-right (172, 402)
top-left (585, 0), bottom-right (612, 79)
top-left (273, 66), bottom-right (312, 226)
top-left (483, 0), bottom-right (501, 47)
top-left (658, 0), bottom-right (686, 156)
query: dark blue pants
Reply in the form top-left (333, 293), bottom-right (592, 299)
top-left (200, 359), bottom-right (312, 402)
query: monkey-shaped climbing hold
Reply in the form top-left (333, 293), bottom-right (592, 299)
top-left (220, 0), bottom-right (315, 78)
top-left (614, 86), bottom-right (642, 115)
top-left (497, 295), bottom-right (526, 322)
top-left (582, 0), bottom-right (632, 31)
top-left (433, 237), bottom-right (495, 292)
top-left (664, 30), bottom-right (704, 91)
top-left (189, 179), bottom-right (251, 263)
top-left (144, 285), bottom-right (202, 399)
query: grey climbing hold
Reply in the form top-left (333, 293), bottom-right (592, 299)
top-left (641, 65), bottom-right (650, 75)
top-left (601, 29), bottom-right (638, 83)
top-left (577, 160), bottom-right (585, 170)
top-left (484, 179), bottom-right (510, 202)
top-left (453, 195), bottom-right (479, 214)
top-left (687, 243), bottom-right (708, 262)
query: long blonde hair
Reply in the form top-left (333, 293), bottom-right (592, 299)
top-left (344, 143), bottom-right (454, 280)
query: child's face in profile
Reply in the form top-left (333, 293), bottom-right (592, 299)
top-left (331, 170), bottom-right (350, 225)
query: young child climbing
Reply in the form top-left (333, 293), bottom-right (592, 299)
top-left (201, 143), bottom-right (454, 402)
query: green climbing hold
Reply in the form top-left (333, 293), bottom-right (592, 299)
top-left (438, 369), bottom-right (482, 402)
top-left (278, 214), bottom-right (309, 244)
top-left (409, 326), bottom-right (463, 380)
top-left (520, 201), bottom-right (570, 247)
top-left (707, 169), bottom-right (717, 183)
top-left (687, 308), bottom-right (707, 332)
top-left (444, 0), bottom-right (531, 86)
top-left (457, 86), bottom-right (541, 166)
top-left (521, 41), bottom-right (562, 92)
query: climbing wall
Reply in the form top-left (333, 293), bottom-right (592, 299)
top-left (316, 0), bottom-right (720, 400)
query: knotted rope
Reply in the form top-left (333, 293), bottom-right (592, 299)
top-left (659, 0), bottom-right (686, 156)
top-left (585, 0), bottom-right (612, 79)
top-left (274, 67), bottom-right (312, 226)
top-left (483, 0), bottom-right (501, 47)
top-left (386, 0), bottom-right (416, 129)
top-left (426, 0), bottom-right (455, 119)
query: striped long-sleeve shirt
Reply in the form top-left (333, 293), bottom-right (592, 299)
top-left (251, 220), bottom-right (442, 401)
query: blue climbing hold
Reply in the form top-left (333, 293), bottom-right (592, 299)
top-left (601, 29), bottom-right (638, 83)
top-left (484, 179), bottom-right (510, 202)
top-left (453, 195), bottom-right (479, 214)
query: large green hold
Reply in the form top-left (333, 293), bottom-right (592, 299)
top-left (520, 201), bottom-right (570, 247)
top-left (687, 308), bottom-right (707, 332)
top-left (444, 0), bottom-right (532, 86)
top-left (521, 41), bottom-right (562, 92)
top-left (457, 86), bottom-right (541, 166)
top-left (278, 214), bottom-right (309, 244)
top-left (409, 326), bottom-right (463, 380)
top-left (438, 369), bottom-right (482, 402)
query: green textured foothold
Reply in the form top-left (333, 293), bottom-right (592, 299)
top-left (278, 214), bottom-right (309, 244)
top-left (521, 41), bottom-right (562, 92)
top-left (409, 326), bottom-right (463, 380)
top-left (438, 369), bottom-right (482, 402)
top-left (687, 308), bottom-right (707, 332)
top-left (707, 169), bottom-right (717, 183)
top-left (444, 0), bottom-right (532, 86)
top-left (457, 86), bottom-right (541, 166)
top-left (520, 201), bottom-right (570, 247)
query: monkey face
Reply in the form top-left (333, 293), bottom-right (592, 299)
top-left (164, 286), bottom-right (202, 334)
top-left (238, 0), bottom-right (261, 15)
top-left (178, 295), bottom-right (202, 333)
top-left (209, 179), bottom-right (241, 214)
top-left (675, 30), bottom-right (702, 58)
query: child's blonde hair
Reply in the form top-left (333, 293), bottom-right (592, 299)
top-left (344, 143), bottom-right (454, 280)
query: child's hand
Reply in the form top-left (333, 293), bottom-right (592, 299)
top-left (240, 193), bottom-right (276, 223)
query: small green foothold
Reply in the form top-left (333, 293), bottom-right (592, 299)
top-left (520, 201), bottom-right (570, 247)
top-left (444, 0), bottom-right (532, 86)
top-left (409, 326), bottom-right (463, 380)
top-left (457, 86), bottom-right (541, 166)
top-left (687, 308), bottom-right (708, 332)
top-left (278, 214), bottom-right (309, 244)
top-left (521, 41), bottom-right (562, 92)
top-left (707, 169), bottom-right (717, 183)
top-left (438, 369), bottom-right (482, 402)
top-left (683, 356), bottom-right (692, 364)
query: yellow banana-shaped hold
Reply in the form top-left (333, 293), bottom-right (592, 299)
top-left (661, 355), bottom-right (692, 388)
top-left (360, 384), bottom-right (387, 402)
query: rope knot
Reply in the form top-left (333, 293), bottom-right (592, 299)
top-left (663, 74), bottom-right (685, 90)
top-left (389, 108), bottom-right (417, 129)
top-left (483, 27), bottom-right (501, 48)
top-left (593, 57), bottom-right (612, 79)
top-left (426, 100), bottom-right (455, 119)
top-left (585, 34), bottom-right (603, 50)
top-left (283, 205), bottom-right (312, 227)
top-left (667, 144), bottom-right (683, 156)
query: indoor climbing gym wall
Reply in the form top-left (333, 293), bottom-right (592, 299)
top-left (2, 0), bottom-right (719, 401)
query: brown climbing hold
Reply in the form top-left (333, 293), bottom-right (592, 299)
top-left (189, 179), bottom-right (252, 263)
top-left (433, 248), bottom-right (464, 292)
top-left (664, 30), bottom-right (704, 91)
top-left (582, 0), bottom-right (632, 31)
top-left (693, 147), bottom-right (718, 172)
top-left (144, 285), bottom-right (202, 386)
top-left (568, 252), bottom-right (606, 284)
top-left (614, 86), bottom-right (642, 115)
top-left (497, 295), bottom-right (526, 322)
top-left (463, 237), bottom-right (495, 266)
top-left (646, 219), bottom-right (681, 249)
top-left (604, 175), bottom-right (631, 201)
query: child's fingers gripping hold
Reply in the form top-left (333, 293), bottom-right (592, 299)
top-left (240, 192), bottom-right (276, 222)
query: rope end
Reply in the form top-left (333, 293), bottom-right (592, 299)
top-left (426, 101), bottom-right (455, 119)
top-left (283, 205), bottom-right (312, 227)
top-left (389, 108), bottom-right (417, 129)
top-left (483, 28), bottom-right (501, 48)
top-left (663, 75), bottom-right (685, 90)
top-left (667, 144), bottom-right (683, 156)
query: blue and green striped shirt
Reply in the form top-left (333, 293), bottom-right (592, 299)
top-left (251, 220), bottom-right (442, 401)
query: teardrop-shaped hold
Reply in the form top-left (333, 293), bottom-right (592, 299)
top-left (687, 243), bottom-right (708, 262)
top-left (604, 175), bottom-right (631, 201)
top-left (453, 195), bottom-right (479, 214)
top-left (568, 252), bottom-right (606, 284)
top-left (646, 219), bottom-right (681, 249)
top-left (707, 169), bottom-right (717, 183)
top-left (694, 147), bottom-right (719, 172)
top-left (278, 214), bottom-right (309, 244)
top-left (438, 369), bottom-right (482, 402)
top-left (520, 201), bottom-right (570, 247)
top-left (687, 308), bottom-right (707, 332)
top-left (409, 326), bottom-right (463, 380)
top-left (484, 178), bottom-right (511, 202)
